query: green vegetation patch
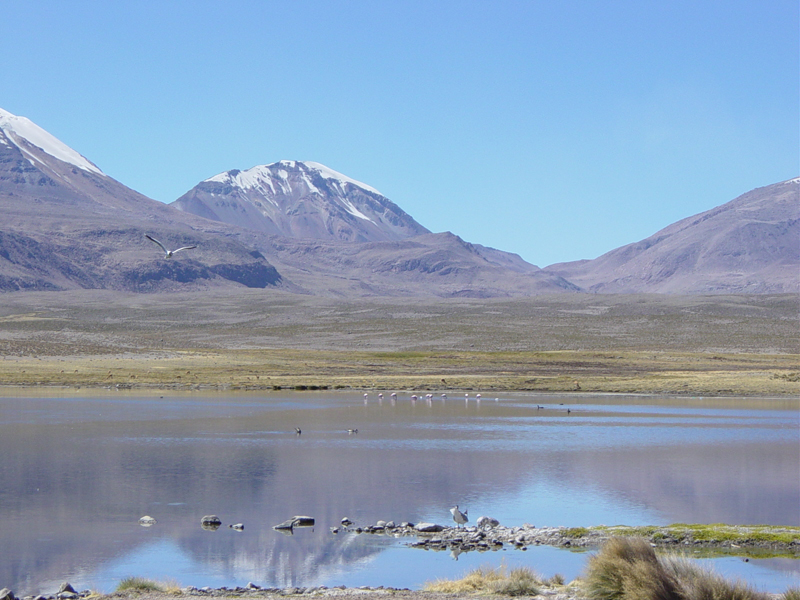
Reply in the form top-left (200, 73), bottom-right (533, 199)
top-left (582, 523), bottom-right (800, 557)
top-left (563, 527), bottom-right (591, 538)
top-left (664, 523), bottom-right (800, 545)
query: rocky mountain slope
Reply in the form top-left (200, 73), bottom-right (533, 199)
top-left (253, 231), bottom-right (578, 297)
top-left (0, 108), bottom-right (573, 297)
top-left (1, 107), bottom-right (796, 296)
top-left (544, 178), bottom-right (799, 294)
top-left (0, 108), bottom-right (281, 291)
top-left (172, 160), bottom-right (429, 242)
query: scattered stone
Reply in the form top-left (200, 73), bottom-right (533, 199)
top-left (56, 585), bottom-right (75, 596)
top-left (273, 519), bottom-right (296, 531)
top-left (201, 515), bottom-right (222, 531)
top-left (414, 522), bottom-right (444, 533)
top-left (476, 516), bottom-right (500, 529)
top-left (138, 515), bottom-right (157, 526)
top-left (230, 523), bottom-right (244, 531)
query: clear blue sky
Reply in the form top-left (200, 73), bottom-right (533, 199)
top-left (2, 1), bottom-right (797, 267)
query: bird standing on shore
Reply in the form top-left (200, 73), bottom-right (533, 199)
top-left (450, 505), bottom-right (468, 528)
top-left (145, 234), bottom-right (197, 259)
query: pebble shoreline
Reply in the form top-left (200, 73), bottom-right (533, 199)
top-left (344, 521), bottom-right (799, 555)
top-left (2, 522), bottom-right (795, 600)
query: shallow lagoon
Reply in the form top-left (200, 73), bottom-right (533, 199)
top-left (0, 391), bottom-right (798, 593)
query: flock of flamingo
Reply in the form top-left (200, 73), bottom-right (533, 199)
top-left (361, 391), bottom-right (495, 405)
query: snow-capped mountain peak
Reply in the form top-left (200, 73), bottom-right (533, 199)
top-left (0, 107), bottom-right (103, 175)
top-left (205, 160), bottom-right (382, 197)
top-left (176, 160), bottom-right (429, 242)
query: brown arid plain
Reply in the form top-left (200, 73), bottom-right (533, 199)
top-left (0, 289), bottom-right (797, 397)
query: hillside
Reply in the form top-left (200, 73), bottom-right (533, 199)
top-left (544, 178), bottom-right (799, 293)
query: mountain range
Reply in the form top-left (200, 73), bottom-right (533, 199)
top-left (1, 107), bottom-right (797, 296)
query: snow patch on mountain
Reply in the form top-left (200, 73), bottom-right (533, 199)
top-left (302, 161), bottom-right (382, 195)
top-left (206, 161), bottom-right (382, 197)
top-left (0, 107), bottom-right (103, 175)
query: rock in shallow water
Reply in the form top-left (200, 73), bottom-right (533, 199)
top-left (414, 522), bottom-right (444, 533)
top-left (476, 516), bottom-right (500, 529)
top-left (201, 515), bottom-right (222, 530)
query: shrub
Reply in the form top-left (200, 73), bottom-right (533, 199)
top-left (584, 537), bottom-right (772, 600)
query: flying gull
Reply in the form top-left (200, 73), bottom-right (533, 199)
top-left (145, 234), bottom-right (197, 259)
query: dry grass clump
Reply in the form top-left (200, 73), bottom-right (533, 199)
top-left (114, 577), bottom-right (181, 594)
top-left (425, 564), bottom-right (542, 596)
top-left (115, 577), bottom-right (165, 592)
top-left (584, 537), bottom-right (772, 600)
top-left (782, 589), bottom-right (800, 600)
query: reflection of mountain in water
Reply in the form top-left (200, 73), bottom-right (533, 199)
top-left (563, 442), bottom-right (800, 527)
top-left (1, 396), bottom-right (797, 593)
top-left (1, 410), bottom-right (537, 593)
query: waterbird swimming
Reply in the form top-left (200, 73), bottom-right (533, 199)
top-left (450, 505), bottom-right (468, 527)
top-left (145, 234), bottom-right (197, 259)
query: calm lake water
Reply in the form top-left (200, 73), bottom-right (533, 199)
top-left (0, 390), bottom-right (798, 594)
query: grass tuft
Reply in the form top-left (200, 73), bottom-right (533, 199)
top-left (425, 564), bottom-right (542, 596)
top-left (115, 577), bottom-right (165, 593)
top-left (783, 589), bottom-right (800, 600)
top-left (584, 537), bottom-right (773, 600)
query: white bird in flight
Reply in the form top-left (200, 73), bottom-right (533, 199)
top-left (145, 234), bottom-right (197, 259)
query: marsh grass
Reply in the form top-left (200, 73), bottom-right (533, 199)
top-left (584, 537), bottom-right (772, 600)
top-left (2, 348), bottom-right (797, 396)
top-left (424, 564), bottom-right (542, 596)
top-left (115, 577), bottom-right (181, 593)
top-left (593, 523), bottom-right (800, 553)
top-left (116, 577), bottom-right (164, 592)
